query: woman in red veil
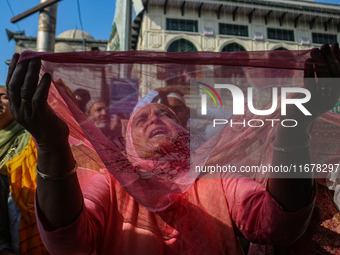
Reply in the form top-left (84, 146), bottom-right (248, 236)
top-left (5, 44), bottom-right (340, 254)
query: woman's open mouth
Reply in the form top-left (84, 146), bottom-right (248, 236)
top-left (149, 127), bottom-right (169, 138)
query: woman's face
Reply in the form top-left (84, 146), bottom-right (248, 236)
top-left (0, 87), bottom-right (13, 129)
top-left (131, 104), bottom-right (181, 158)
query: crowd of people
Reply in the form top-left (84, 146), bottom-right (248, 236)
top-left (0, 44), bottom-right (339, 254)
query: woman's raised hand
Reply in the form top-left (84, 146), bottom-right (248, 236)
top-left (6, 54), bottom-right (83, 230)
top-left (6, 54), bottom-right (69, 147)
top-left (303, 43), bottom-right (340, 122)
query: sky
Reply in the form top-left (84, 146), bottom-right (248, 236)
top-left (0, 0), bottom-right (116, 85)
top-left (0, 0), bottom-right (339, 85)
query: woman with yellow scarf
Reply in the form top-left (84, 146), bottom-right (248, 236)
top-left (0, 86), bottom-right (48, 255)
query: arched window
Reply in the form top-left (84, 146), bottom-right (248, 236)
top-left (274, 47), bottom-right (288, 50)
top-left (167, 39), bottom-right (197, 52)
top-left (221, 43), bottom-right (246, 52)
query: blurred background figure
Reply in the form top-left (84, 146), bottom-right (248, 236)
top-left (154, 87), bottom-right (190, 129)
top-left (0, 86), bottom-right (19, 255)
top-left (0, 86), bottom-right (48, 255)
top-left (133, 87), bottom-right (190, 129)
top-left (85, 99), bottom-right (127, 150)
top-left (86, 100), bottom-right (111, 134)
top-left (74, 88), bottom-right (91, 114)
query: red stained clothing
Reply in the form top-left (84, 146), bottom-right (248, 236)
top-left (36, 172), bottom-right (314, 255)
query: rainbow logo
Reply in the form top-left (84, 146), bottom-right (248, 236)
top-left (197, 82), bottom-right (223, 107)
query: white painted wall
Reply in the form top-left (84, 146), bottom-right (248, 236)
top-left (137, 4), bottom-right (339, 52)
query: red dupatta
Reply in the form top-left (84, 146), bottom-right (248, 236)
top-left (17, 50), bottom-right (340, 211)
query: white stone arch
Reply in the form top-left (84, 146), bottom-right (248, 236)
top-left (219, 40), bottom-right (248, 52)
top-left (165, 36), bottom-right (201, 52)
top-left (271, 44), bottom-right (292, 50)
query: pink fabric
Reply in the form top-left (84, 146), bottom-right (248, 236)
top-left (16, 50), bottom-right (340, 202)
top-left (15, 49), bottom-right (339, 254)
top-left (17, 50), bottom-right (310, 70)
top-left (36, 172), bottom-right (314, 255)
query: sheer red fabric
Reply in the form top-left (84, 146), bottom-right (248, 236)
top-left (17, 50), bottom-right (340, 214)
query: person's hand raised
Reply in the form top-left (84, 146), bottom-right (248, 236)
top-left (6, 54), bottom-right (69, 147)
top-left (303, 43), bottom-right (340, 122)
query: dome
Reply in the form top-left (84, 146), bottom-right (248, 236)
top-left (57, 29), bottom-right (94, 40)
top-left (54, 42), bottom-right (73, 52)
